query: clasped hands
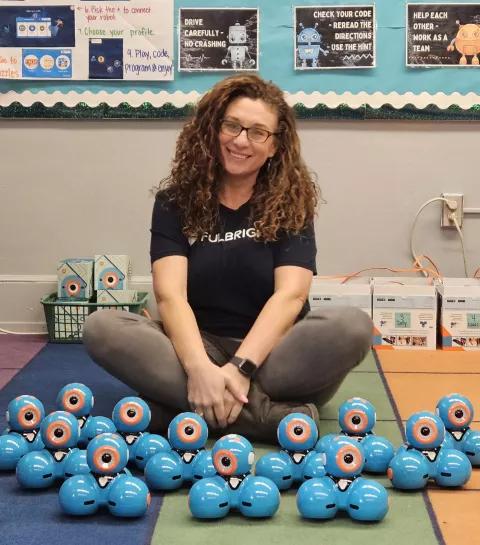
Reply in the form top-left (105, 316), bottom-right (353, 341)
top-left (187, 361), bottom-right (250, 429)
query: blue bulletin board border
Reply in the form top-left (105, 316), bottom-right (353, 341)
top-left (2, 0), bottom-right (480, 120)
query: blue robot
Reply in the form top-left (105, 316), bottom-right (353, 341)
top-left (59, 433), bottom-right (150, 517)
top-left (388, 411), bottom-right (472, 490)
top-left (189, 434), bottom-right (280, 519)
top-left (144, 412), bottom-right (215, 490)
top-left (57, 383), bottom-right (116, 448)
top-left (111, 397), bottom-right (170, 470)
top-left (437, 393), bottom-right (480, 466)
top-left (297, 23), bottom-right (329, 68)
top-left (297, 436), bottom-right (389, 521)
top-left (221, 23), bottom-right (255, 69)
top-left (16, 411), bottom-right (89, 488)
top-left (316, 397), bottom-right (395, 473)
top-left (255, 413), bottom-right (325, 489)
top-left (0, 395), bottom-right (45, 470)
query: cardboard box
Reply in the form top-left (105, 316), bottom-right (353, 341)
top-left (437, 278), bottom-right (480, 350)
top-left (57, 258), bottom-right (94, 301)
top-left (372, 278), bottom-right (437, 350)
top-left (94, 255), bottom-right (131, 290)
top-left (309, 277), bottom-right (372, 317)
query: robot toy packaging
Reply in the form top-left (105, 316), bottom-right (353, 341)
top-left (255, 413), bottom-right (326, 490)
top-left (145, 412), bottom-right (215, 490)
top-left (112, 396), bottom-right (170, 470)
top-left (189, 434), bottom-right (280, 519)
top-left (436, 393), bottom-right (480, 466)
top-left (57, 383), bottom-right (116, 448)
top-left (16, 411), bottom-right (89, 488)
top-left (0, 395), bottom-right (45, 470)
top-left (388, 411), bottom-right (472, 490)
top-left (297, 436), bottom-right (389, 522)
top-left (59, 432), bottom-right (150, 518)
top-left (316, 397), bottom-right (395, 473)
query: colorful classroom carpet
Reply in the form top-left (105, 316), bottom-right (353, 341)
top-left (0, 334), bottom-right (478, 545)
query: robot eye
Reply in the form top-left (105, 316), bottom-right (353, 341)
top-left (92, 446), bottom-right (121, 472)
top-left (313, 33), bottom-right (319, 40)
top-left (455, 409), bottom-right (463, 418)
top-left (24, 411), bottom-right (34, 421)
top-left (213, 448), bottom-right (238, 476)
top-left (176, 417), bottom-right (202, 443)
top-left (46, 420), bottom-right (72, 446)
top-left (286, 418), bottom-right (311, 443)
top-left (343, 410), bottom-right (368, 432)
top-left (420, 426), bottom-right (430, 436)
top-left (119, 402), bottom-right (143, 425)
top-left (18, 404), bottom-right (41, 429)
top-left (62, 388), bottom-right (86, 412)
top-left (344, 453), bottom-right (354, 464)
top-left (412, 418), bottom-right (439, 444)
top-left (335, 445), bottom-right (362, 473)
top-left (301, 33), bottom-right (306, 40)
top-left (448, 402), bottom-right (471, 426)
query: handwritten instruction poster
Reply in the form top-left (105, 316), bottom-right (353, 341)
top-left (179, 8), bottom-right (258, 71)
top-left (0, 0), bottom-right (174, 80)
top-left (294, 6), bottom-right (375, 69)
top-left (407, 4), bottom-right (480, 66)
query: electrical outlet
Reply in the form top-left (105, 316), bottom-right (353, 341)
top-left (441, 193), bottom-right (464, 228)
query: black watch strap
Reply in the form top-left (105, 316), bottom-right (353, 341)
top-left (230, 356), bottom-right (258, 378)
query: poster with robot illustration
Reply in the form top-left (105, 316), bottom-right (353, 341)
top-left (0, 0), bottom-right (173, 80)
top-left (294, 5), bottom-right (375, 69)
top-left (407, 4), bottom-right (480, 66)
top-left (178, 8), bottom-right (258, 71)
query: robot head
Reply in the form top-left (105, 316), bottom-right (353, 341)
top-left (228, 22), bottom-right (247, 44)
top-left (297, 22), bottom-right (321, 45)
top-left (6, 395), bottom-right (45, 432)
top-left (324, 436), bottom-right (365, 478)
top-left (277, 413), bottom-right (318, 451)
top-left (56, 383), bottom-right (94, 417)
top-left (40, 411), bottom-right (79, 449)
top-left (212, 434), bottom-right (254, 476)
top-left (167, 412), bottom-right (208, 450)
top-left (405, 411), bottom-right (445, 449)
top-left (112, 397), bottom-right (150, 433)
top-left (436, 393), bottom-right (473, 431)
top-left (87, 433), bottom-right (129, 474)
top-left (338, 397), bottom-right (376, 434)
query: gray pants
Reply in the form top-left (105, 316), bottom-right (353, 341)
top-left (83, 306), bottom-right (372, 439)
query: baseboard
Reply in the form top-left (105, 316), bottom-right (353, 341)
top-left (0, 274), bottom-right (156, 333)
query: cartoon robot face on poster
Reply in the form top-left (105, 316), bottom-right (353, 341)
top-left (222, 22), bottom-right (255, 70)
top-left (297, 22), bottom-right (329, 68)
top-left (447, 20), bottom-right (480, 65)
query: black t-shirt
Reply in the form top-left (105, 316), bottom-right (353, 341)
top-left (150, 192), bottom-right (317, 338)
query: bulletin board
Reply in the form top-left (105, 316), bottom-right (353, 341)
top-left (1, 0), bottom-right (480, 119)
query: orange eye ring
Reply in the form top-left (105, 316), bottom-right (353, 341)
top-left (66, 281), bottom-right (81, 296)
top-left (92, 445), bottom-right (120, 472)
top-left (343, 409), bottom-right (368, 432)
top-left (335, 445), bottom-right (362, 473)
top-left (102, 271), bottom-right (119, 289)
top-left (176, 418), bottom-right (202, 443)
top-left (213, 448), bottom-right (238, 476)
top-left (18, 404), bottom-right (41, 429)
top-left (285, 418), bottom-right (311, 443)
top-left (448, 402), bottom-right (471, 426)
top-left (46, 420), bottom-right (72, 446)
top-left (119, 402), bottom-right (143, 425)
top-left (62, 388), bottom-right (86, 412)
top-left (412, 418), bottom-right (438, 444)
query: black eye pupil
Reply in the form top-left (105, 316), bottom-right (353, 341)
top-left (54, 428), bottom-right (64, 438)
top-left (69, 396), bottom-right (78, 405)
top-left (352, 416), bottom-right (361, 425)
top-left (222, 456), bottom-right (231, 467)
top-left (108, 276), bottom-right (114, 283)
top-left (185, 426), bottom-right (194, 435)
top-left (102, 453), bottom-right (112, 463)
top-left (344, 454), bottom-right (354, 464)
top-left (25, 411), bottom-right (34, 421)
top-left (294, 426), bottom-right (303, 435)
top-left (421, 426), bottom-right (430, 436)
top-left (127, 409), bottom-right (136, 418)
top-left (455, 409), bottom-right (464, 418)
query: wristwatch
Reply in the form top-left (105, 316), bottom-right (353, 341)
top-left (230, 356), bottom-right (258, 378)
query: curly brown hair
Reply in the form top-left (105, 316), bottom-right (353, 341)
top-left (158, 73), bottom-right (320, 241)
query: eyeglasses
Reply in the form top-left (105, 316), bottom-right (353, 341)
top-left (220, 119), bottom-right (279, 144)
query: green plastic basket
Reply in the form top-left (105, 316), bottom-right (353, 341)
top-left (41, 292), bottom-right (149, 344)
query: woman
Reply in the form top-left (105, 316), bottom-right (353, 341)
top-left (83, 74), bottom-right (372, 442)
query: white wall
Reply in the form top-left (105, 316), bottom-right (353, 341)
top-left (1, 118), bottom-right (479, 331)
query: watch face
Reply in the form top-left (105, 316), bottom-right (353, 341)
top-left (239, 359), bottom-right (257, 376)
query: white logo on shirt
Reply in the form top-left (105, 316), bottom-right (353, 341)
top-left (200, 228), bottom-right (258, 244)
